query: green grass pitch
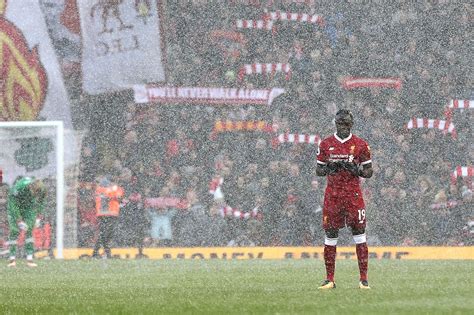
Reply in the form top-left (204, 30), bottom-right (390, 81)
top-left (1, 259), bottom-right (473, 314)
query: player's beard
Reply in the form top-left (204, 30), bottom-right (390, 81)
top-left (336, 129), bottom-right (350, 139)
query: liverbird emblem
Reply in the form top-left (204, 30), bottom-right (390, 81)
top-left (91, 0), bottom-right (133, 34)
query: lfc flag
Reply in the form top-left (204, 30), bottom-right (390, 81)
top-left (0, 0), bottom-right (73, 125)
top-left (78, 0), bottom-right (166, 94)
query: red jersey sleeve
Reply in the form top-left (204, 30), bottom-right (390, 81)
top-left (358, 140), bottom-right (372, 166)
top-left (317, 140), bottom-right (329, 165)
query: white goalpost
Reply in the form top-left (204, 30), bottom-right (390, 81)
top-left (0, 121), bottom-right (65, 259)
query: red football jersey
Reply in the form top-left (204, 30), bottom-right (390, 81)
top-left (317, 133), bottom-right (371, 194)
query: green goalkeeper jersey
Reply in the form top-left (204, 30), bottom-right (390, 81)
top-left (8, 177), bottom-right (45, 216)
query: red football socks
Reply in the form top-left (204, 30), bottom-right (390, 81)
top-left (356, 243), bottom-right (368, 281)
top-left (324, 245), bottom-right (337, 282)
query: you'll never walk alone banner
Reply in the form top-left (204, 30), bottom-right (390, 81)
top-left (78, 0), bottom-right (166, 94)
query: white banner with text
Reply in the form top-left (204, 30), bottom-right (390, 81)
top-left (134, 86), bottom-right (285, 105)
top-left (79, 0), bottom-right (165, 94)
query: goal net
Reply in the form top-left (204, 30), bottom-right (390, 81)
top-left (0, 121), bottom-right (82, 259)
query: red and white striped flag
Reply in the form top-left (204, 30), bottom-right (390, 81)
top-left (273, 133), bottom-right (321, 147)
top-left (235, 19), bottom-right (274, 30)
top-left (406, 118), bottom-right (456, 138)
top-left (451, 166), bottom-right (474, 181)
top-left (265, 11), bottom-right (324, 26)
top-left (220, 206), bottom-right (260, 220)
top-left (209, 176), bottom-right (224, 200)
top-left (448, 100), bottom-right (473, 109)
top-left (238, 63), bottom-right (291, 81)
top-left (450, 166), bottom-right (474, 190)
top-left (209, 177), bottom-right (223, 195)
top-left (430, 200), bottom-right (463, 209)
top-left (444, 99), bottom-right (472, 122)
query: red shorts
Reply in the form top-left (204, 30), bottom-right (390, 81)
top-left (323, 190), bottom-right (366, 230)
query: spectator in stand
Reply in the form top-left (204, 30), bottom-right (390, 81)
top-left (430, 189), bottom-right (452, 245)
top-left (277, 189), bottom-right (304, 245)
top-left (78, 182), bottom-right (97, 248)
top-left (205, 204), bottom-right (228, 246)
top-left (117, 169), bottom-right (147, 258)
top-left (148, 186), bottom-right (177, 247)
top-left (166, 129), bottom-right (195, 170)
top-left (174, 187), bottom-right (208, 247)
top-left (221, 174), bottom-right (253, 246)
top-left (79, 139), bottom-right (99, 182)
top-left (409, 175), bottom-right (437, 245)
top-left (301, 179), bottom-right (324, 245)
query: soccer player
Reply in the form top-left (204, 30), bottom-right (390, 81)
top-left (7, 176), bottom-right (47, 267)
top-left (315, 109), bottom-right (373, 289)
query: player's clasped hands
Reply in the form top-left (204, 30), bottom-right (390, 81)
top-left (340, 161), bottom-right (360, 176)
top-left (327, 161), bottom-right (360, 176)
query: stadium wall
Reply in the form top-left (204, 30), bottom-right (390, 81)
top-left (37, 247), bottom-right (474, 260)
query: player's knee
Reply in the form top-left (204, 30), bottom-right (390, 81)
top-left (325, 229), bottom-right (339, 238)
top-left (351, 228), bottom-right (365, 236)
top-left (352, 230), bottom-right (367, 244)
top-left (324, 229), bottom-right (338, 246)
top-left (324, 235), bottom-right (338, 246)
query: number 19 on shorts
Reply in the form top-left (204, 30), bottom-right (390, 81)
top-left (358, 209), bottom-right (366, 223)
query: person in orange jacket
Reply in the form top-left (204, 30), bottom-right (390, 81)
top-left (92, 175), bottom-right (124, 259)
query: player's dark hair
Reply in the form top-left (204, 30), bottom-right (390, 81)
top-left (335, 109), bottom-right (354, 121)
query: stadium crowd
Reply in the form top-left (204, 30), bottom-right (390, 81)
top-left (75, 1), bottom-right (473, 248)
top-left (2, 1), bottom-right (471, 251)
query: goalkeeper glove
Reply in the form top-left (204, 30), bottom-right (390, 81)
top-left (340, 161), bottom-right (360, 176)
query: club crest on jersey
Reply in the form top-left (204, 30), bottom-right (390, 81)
top-left (350, 145), bottom-right (355, 154)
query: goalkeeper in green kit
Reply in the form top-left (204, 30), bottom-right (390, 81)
top-left (7, 176), bottom-right (47, 267)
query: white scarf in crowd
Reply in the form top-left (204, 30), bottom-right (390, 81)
top-left (406, 118), bottom-right (456, 138)
top-left (238, 63), bottom-right (291, 81)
